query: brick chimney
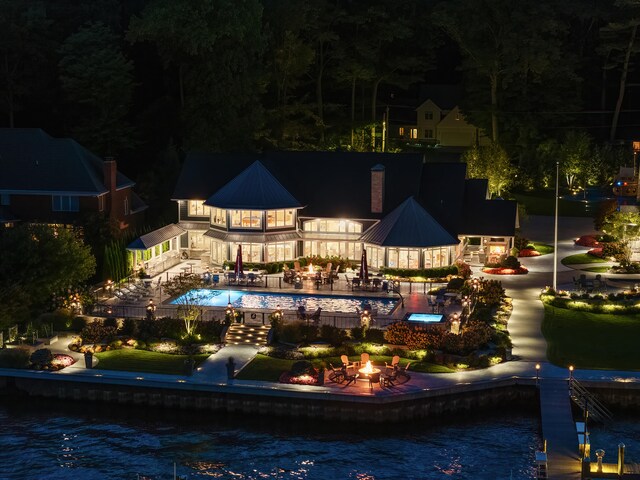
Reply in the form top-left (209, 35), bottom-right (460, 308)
top-left (371, 164), bottom-right (385, 213)
top-left (103, 157), bottom-right (117, 219)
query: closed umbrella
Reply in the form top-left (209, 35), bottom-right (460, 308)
top-left (234, 245), bottom-right (243, 279)
top-left (359, 248), bottom-right (369, 284)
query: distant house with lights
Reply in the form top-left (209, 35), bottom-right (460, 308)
top-left (0, 128), bottom-right (146, 229)
top-left (137, 151), bottom-right (517, 273)
top-left (394, 85), bottom-right (490, 148)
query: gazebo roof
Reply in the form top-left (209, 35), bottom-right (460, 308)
top-left (204, 160), bottom-right (301, 210)
top-left (127, 224), bottom-right (185, 250)
top-left (360, 197), bottom-right (458, 248)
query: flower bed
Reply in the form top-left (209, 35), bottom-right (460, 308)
top-left (482, 266), bottom-right (528, 275)
top-left (575, 235), bottom-right (600, 247)
top-left (518, 248), bottom-right (540, 257)
top-left (51, 354), bottom-right (76, 370)
top-left (587, 247), bottom-right (603, 257)
top-left (278, 371), bottom-right (320, 385)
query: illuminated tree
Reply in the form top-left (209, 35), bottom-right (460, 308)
top-left (161, 274), bottom-right (207, 337)
top-left (463, 143), bottom-right (513, 197)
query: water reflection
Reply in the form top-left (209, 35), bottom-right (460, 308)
top-left (0, 397), bottom-right (543, 479)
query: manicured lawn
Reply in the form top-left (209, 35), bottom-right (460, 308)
top-left (94, 349), bottom-right (210, 375)
top-left (542, 305), bottom-right (640, 370)
top-left (513, 191), bottom-right (594, 217)
top-left (235, 353), bottom-right (454, 381)
top-left (532, 243), bottom-right (554, 255)
top-left (583, 266), bottom-right (612, 273)
top-left (560, 253), bottom-right (607, 265)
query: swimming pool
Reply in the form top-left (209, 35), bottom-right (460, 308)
top-left (170, 289), bottom-right (399, 315)
top-left (404, 313), bottom-right (444, 323)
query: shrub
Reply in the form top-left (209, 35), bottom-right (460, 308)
top-left (514, 236), bottom-right (530, 251)
top-left (39, 309), bottom-right (74, 332)
top-left (455, 260), bottom-right (472, 279)
top-left (319, 325), bottom-right (348, 346)
top-left (364, 328), bottom-right (385, 344)
top-left (278, 321), bottom-right (306, 344)
top-left (384, 322), bottom-right (412, 345)
top-left (462, 321), bottom-right (493, 351)
top-left (519, 249), bottom-right (541, 257)
top-left (30, 348), bottom-right (54, 368)
top-left (447, 277), bottom-right (465, 291)
top-left (380, 265), bottom-right (458, 279)
top-left (80, 321), bottom-right (117, 344)
top-left (103, 317), bottom-right (119, 330)
top-left (120, 318), bottom-right (138, 337)
top-left (350, 326), bottom-right (365, 341)
top-left (71, 316), bottom-right (87, 331)
top-left (0, 348), bottom-right (30, 368)
top-left (441, 333), bottom-right (465, 355)
top-left (501, 256), bottom-right (521, 269)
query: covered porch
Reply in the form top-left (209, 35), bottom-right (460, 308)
top-left (459, 235), bottom-right (514, 265)
top-left (127, 224), bottom-right (185, 277)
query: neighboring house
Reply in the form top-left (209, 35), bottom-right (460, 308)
top-left (145, 151), bottom-right (516, 272)
top-left (0, 128), bottom-right (146, 229)
top-left (395, 85), bottom-right (490, 148)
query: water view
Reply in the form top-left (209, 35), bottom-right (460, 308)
top-left (170, 289), bottom-right (399, 315)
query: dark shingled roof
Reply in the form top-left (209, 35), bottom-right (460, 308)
top-left (418, 162), bottom-right (467, 235)
top-left (0, 128), bottom-right (133, 195)
top-left (127, 224), bottom-right (185, 250)
top-left (360, 197), bottom-right (458, 247)
top-left (173, 151), bottom-right (518, 241)
top-left (205, 160), bottom-right (301, 209)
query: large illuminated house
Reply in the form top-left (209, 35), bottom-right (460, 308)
top-left (129, 152), bottom-right (517, 274)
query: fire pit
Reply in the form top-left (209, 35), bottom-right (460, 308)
top-left (358, 360), bottom-right (382, 390)
top-left (358, 360), bottom-right (381, 376)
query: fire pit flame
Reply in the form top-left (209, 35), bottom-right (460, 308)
top-left (362, 360), bottom-right (374, 374)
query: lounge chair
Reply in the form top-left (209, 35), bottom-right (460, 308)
top-left (360, 352), bottom-right (370, 366)
top-left (385, 355), bottom-right (400, 370)
top-left (328, 363), bottom-right (345, 384)
top-left (380, 368), bottom-right (397, 387)
top-left (367, 372), bottom-right (381, 391)
top-left (309, 307), bottom-right (322, 326)
top-left (340, 354), bottom-right (355, 369)
top-left (342, 366), bottom-right (358, 386)
top-left (344, 274), bottom-right (352, 289)
top-left (397, 362), bottom-right (411, 380)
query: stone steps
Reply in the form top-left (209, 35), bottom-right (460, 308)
top-left (225, 323), bottom-right (270, 346)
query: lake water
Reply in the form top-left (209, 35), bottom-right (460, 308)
top-left (170, 289), bottom-right (399, 315)
top-left (2, 397), bottom-right (637, 480)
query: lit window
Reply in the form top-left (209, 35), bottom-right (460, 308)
top-left (398, 127), bottom-right (405, 136)
top-left (231, 210), bottom-right (262, 229)
top-left (266, 209), bottom-right (295, 228)
top-left (188, 200), bottom-right (208, 216)
top-left (410, 128), bottom-right (418, 139)
top-left (211, 207), bottom-right (226, 226)
top-left (52, 195), bottom-right (79, 212)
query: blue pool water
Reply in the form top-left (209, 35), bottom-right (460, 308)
top-left (170, 289), bottom-right (398, 314)
top-left (405, 313), bottom-right (444, 323)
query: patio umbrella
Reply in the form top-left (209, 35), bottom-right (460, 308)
top-left (359, 248), bottom-right (369, 283)
top-left (234, 244), bottom-right (243, 278)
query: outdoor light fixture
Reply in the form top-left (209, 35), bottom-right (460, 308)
top-left (274, 304), bottom-right (282, 320)
top-left (146, 299), bottom-right (156, 320)
top-left (226, 303), bottom-right (234, 317)
top-left (569, 365), bottom-right (574, 381)
top-left (360, 307), bottom-right (372, 330)
top-left (450, 313), bottom-right (460, 335)
top-left (535, 364), bottom-right (540, 385)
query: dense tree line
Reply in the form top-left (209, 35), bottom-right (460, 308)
top-left (1, 0), bottom-right (639, 200)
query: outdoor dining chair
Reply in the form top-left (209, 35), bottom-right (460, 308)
top-left (385, 355), bottom-right (400, 370)
top-left (328, 363), bottom-right (345, 384)
top-left (360, 352), bottom-right (370, 366)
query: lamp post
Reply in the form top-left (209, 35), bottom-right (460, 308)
top-left (146, 299), bottom-right (156, 321)
top-left (535, 363), bottom-right (540, 386)
top-left (553, 161), bottom-right (559, 291)
top-left (450, 313), bottom-right (460, 335)
top-left (569, 365), bottom-right (574, 382)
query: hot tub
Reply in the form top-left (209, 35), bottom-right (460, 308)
top-left (404, 313), bottom-right (444, 324)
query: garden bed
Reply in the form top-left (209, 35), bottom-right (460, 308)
top-left (482, 266), bottom-right (528, 275)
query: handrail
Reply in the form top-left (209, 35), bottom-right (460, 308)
top-left (569, 378), bottom-right (613, 423)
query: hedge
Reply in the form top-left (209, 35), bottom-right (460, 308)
top-left (380, 265), bottom-right (458, 279)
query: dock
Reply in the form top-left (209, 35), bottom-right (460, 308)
top-left (539, 378), bottom-right (581, 479)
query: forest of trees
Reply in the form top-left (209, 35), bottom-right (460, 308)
top-left (2, 0), bottom-right (640, 207)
